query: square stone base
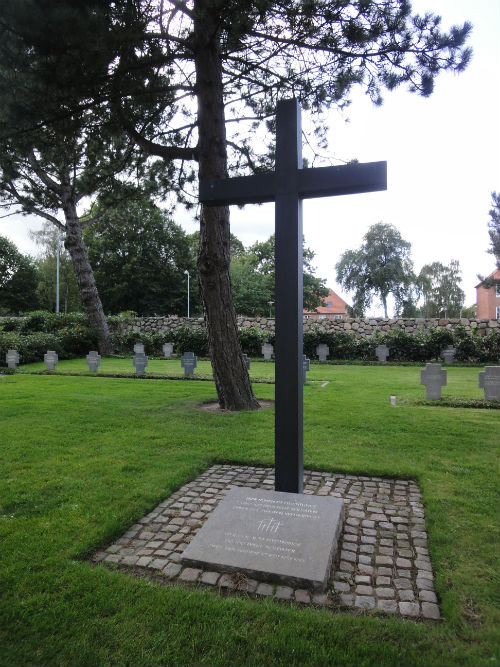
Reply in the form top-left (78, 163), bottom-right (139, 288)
top-left (181, 487), bottom-right (344, 591)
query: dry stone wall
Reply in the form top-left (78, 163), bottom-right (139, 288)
top-left (113, 315), bottom-right (499, 339)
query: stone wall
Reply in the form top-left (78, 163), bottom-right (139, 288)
top-left (114, 315), bottom-right (499, 338)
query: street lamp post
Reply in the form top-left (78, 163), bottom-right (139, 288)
top-left (184, 269), bottom-right (190, 318)
top-left (56, 233), bottom-right (60, 313)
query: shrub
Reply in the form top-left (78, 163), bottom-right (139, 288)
top-left (173, 325), bottom-right (209, 356)
top-left (238, 327), bottom-right (267, 356)
top-left (0, 317), bottom-right (24, 332)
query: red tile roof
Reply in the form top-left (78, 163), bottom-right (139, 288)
top-left (303, 288), bottom-right (348, 314)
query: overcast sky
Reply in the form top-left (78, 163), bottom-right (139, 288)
top-left (2, 0), bottom-right (499, 316)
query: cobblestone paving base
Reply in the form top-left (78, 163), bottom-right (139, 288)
top-left (92, 465), bottom-right (440, 620)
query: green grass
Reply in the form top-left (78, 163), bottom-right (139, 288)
top-left (0, 364), bottom-right (499, 667)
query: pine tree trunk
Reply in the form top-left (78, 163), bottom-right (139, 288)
top-left (62, 194), bottom-right (113, 355)
top-left (193, 2), bottom-right (260, 411)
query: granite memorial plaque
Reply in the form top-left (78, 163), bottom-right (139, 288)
top-left (181, 351), bottom-right (197, 376)
top-left (478, 366), bottom-right (500, 401)
top-left (182, 487), bottom-right (344, 591)
top-left (262, 343), bottom-right (273, 360)
top-left (86, 351), bottom-right (101, 373)
top-left (242, 353), bottom-right (251, 370)
top-left (302, 354), bottom-right (310, 384)
top-left (44, 350), bottom-right (58, 370)
top-left (375, 344), bottom-right (389, 362)
top-left (441, 345), bottom-right (456, 364)
top-left (6, 349), bottom-right (20, 369)
top-left (316, 344), bottom-right (329, 362)
top-left (420, 363), bottom-right (447, 399)
top-left (163, 343), bottom-right (174, 358)
top-left (133, 352), bottom-right (148, 374)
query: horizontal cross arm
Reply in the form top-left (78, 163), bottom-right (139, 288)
top-left (199, 172), bottom-right (276, 206)
top-left (298, 161), bottom-right (387, 199)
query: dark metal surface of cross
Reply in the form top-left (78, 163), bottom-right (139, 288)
top-left (200, 99), bottom-right (387, 494)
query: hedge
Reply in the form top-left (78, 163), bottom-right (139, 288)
top-left (1, 312), bottom-right (499, 366)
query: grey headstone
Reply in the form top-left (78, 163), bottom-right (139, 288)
top-left (181, 351), bottom-right (198, 376)
top-left (242, 353), bottom-right (251, 370)
top-left (302, 354), bottom-right (310, 384)
top-left (162, 342), bottom-right (174, 358)
top-left (478, 366), bottom-right (500, 401)
top-left (375, 344), bottom-right (390, 362)
top-left (316, 344), bottom-right (329, 362)
top-left (133, 353), bottom-right (148, 374)
top-left (262, 343), bottom-right (274, 360)
top-left (6, 349), bottom-right (20, 369)
top-left (133, 343), bottom-right (145, 355)
top-left (441, 345), bottom-right (456, 364)
top-left (420, 363), bottom-right (447, 400)
top-left (44, 350), bottom-right (58, 371)
top-left (181, 486), bottom-right (344, 592)
top-left (86, 351), bottom-right (101, 373)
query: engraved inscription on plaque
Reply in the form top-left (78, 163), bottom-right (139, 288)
top-left (182, 487), bottom-right (344, 591)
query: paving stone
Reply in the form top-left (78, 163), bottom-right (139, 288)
top-left (377, 567), bottom-right (392, 576)
top-left (416, 577), bottom-right (434, 591)
top-left (355, 585), bottom-right (373, 595)
top-left (179, 567), bottom-right (201, 582)
top-left (104, 554), bottom-right (121, 563)
top-left (255, 582), bottom-right (274, 596)
top-left (355, 596), bottom-right (376, 610)
top-left (399, 601), bottom-right (420, 617)
top-left (218, 574), bottom-right (234, 588)
top-left (275, 586), bottom-right (294, 600)
top-left (399, 589), bottom-right (415, 601)
top-left (355, 575), bottom-right (371, 584)
top-left (163, 563), bottom-right (182, 579)
top-left (396, 557), bottom-right (412, 568)
top-left (394, 578), bottom-right (412, 590)
top-left (333, 581), bottom-right (351, 592)
top-left (421, 602), bottom-right (440, 619)
top-left (149, 558), bottom-right (169, 570)
top-left (375, 555), bottom-right (393, 566)
top-left (376, 576), bottom-right (390, 586)
top-left (377, 599), bottom-right (397, 614)
top-left (340, 593), bottom-right (354, 606)
top-left (200, 571), bottom-right (220, 586)
top-left (419, 589), bottom-right (438, 603)
top-left (376, 587), bottom-right (395, 598)
top-left (312, 593), bottom-right (330, 605)
top-left (136, 556), bottom-right (152, 567)
top-left (357, 564), bottom-right (374, 575)
top-left (295, 589), bottom-right (311, 603)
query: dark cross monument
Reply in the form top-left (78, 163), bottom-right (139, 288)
top-left (86, 351), bottom-right (101, 373)
top-left (242, 353), bottom-right (251, 370)
top-left (316, 344), bottom-right (329, 362)
top-left (441, 345), bottom-right (456, 364)
top-left (163, 343), bottom-right (174, 358)
top-left (200, 99), bottom-right (386, 493)
top-left (6, 349), bottom-right (20, 369)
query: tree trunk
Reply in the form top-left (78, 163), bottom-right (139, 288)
top-left (193, 2), bottom-right (260, 410)
top-left (62, 193), bottom-right (113, 355)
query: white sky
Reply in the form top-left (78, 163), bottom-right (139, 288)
top-left (2, 0), bottom-right (499, 316)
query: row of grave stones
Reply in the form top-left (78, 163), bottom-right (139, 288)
top-left (420, 363), bottom-right (500, 401)
top-left (4, 348), bottom-right (500, 400)
top-left (264, 342), bottom-right (458, 364)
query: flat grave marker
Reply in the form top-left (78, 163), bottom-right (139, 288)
top-left (375, 344), bottom-right (389, 362)
top-left (478, 366), bottom-right (500, 401)
top-left (44, 350), bottom-right (58, 371)
top-left (182, 486), bottom-right (344, 592)
top-left (316, 344), bottom-right (329, 362)
top-left (6, 349), bottom-right (19, 369)
top-left (420, 363), bottom-right (447, 400)
top-left (262, 343), bottom-right (273, 360)
top-left (133, 352), bottom-right (148, 375)
top-left (181, 351), bottom-right (197, 376)
top-left (302, 354), bottom-right (310, 384)
top-left (441, 345), bottom-right (456, 364)
top-left (86, 351), bottom-right (101, 373)
top-left (163, 343), bottom-right (174, 358)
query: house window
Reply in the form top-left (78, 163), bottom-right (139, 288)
top-left (496, 306), bottom-right (500, 318)
top-left (319, 314), bottom-right (326, 319)
top-left (496, 284), bottom-right (500, 297)
top-left (304, 315), bottom-right (310, 319)
top-left (327, 301), bottom-right (332, 307)
top-left (334, 314), bottom-right (343, 320)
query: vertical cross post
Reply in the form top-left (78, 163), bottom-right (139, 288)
top-left (275, 100), bottom-right (303, 493)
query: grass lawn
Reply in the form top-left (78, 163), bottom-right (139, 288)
top-left (0, 364), bottom-right (499, 667)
